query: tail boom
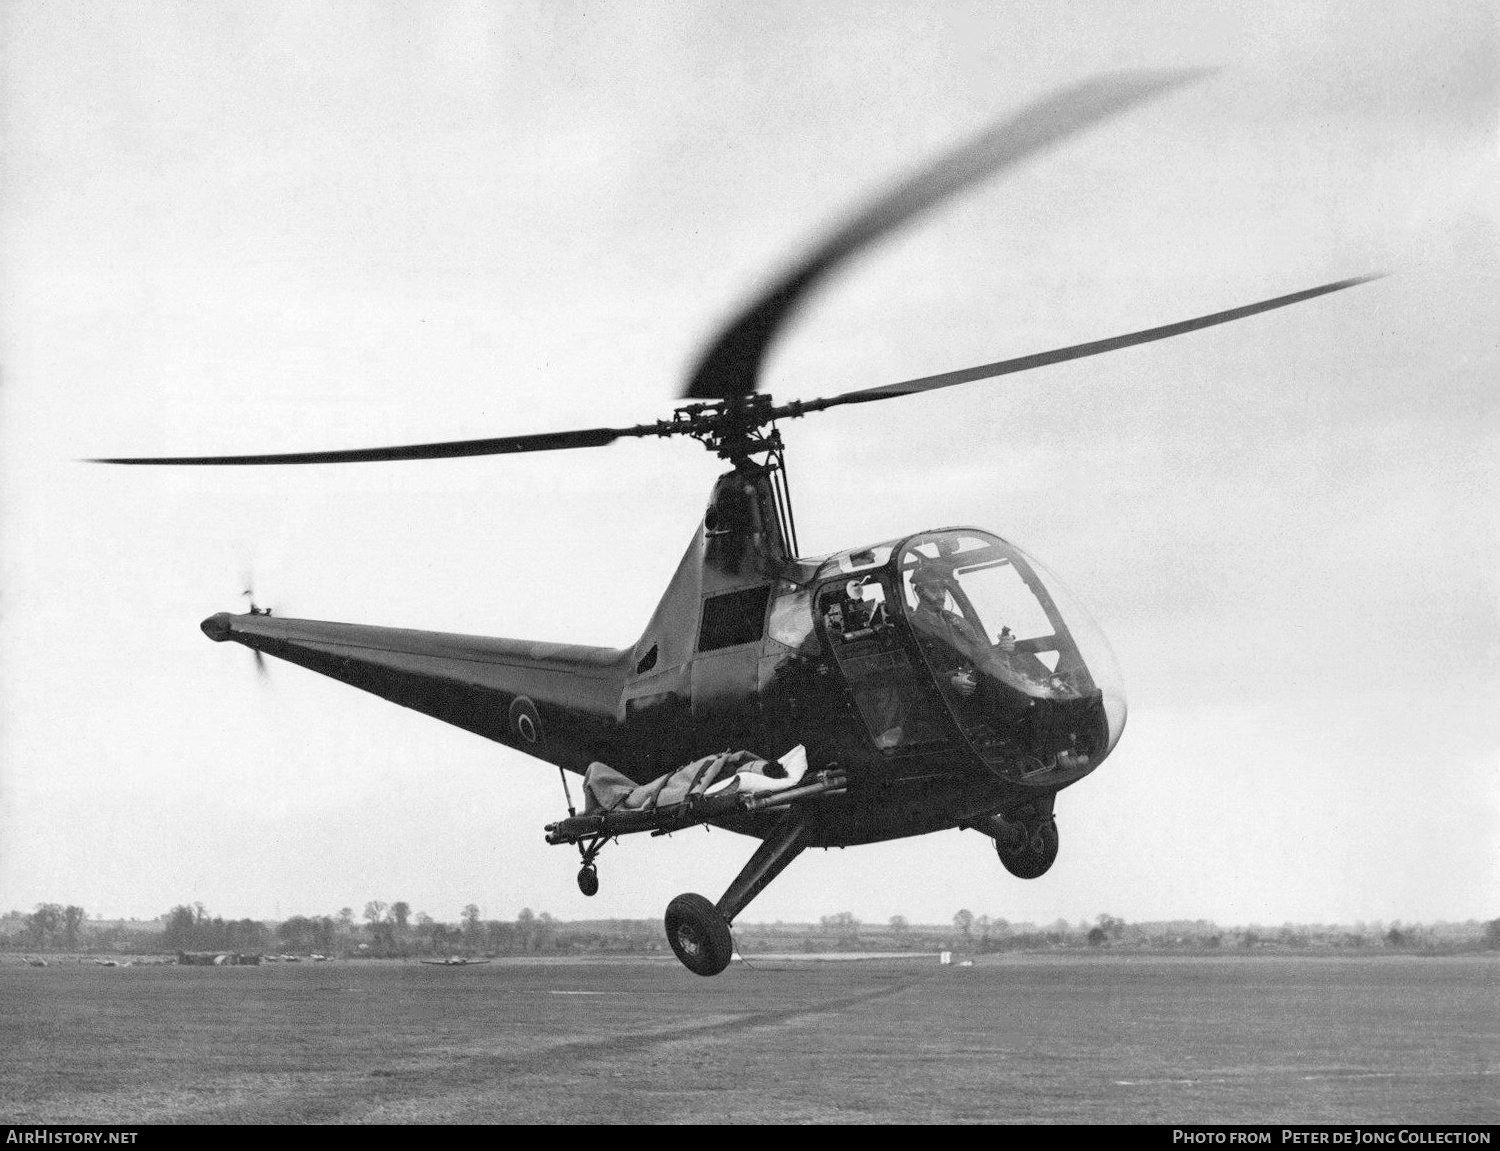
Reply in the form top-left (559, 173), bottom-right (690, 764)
top-left (202, 611), bottom-right (632, 772)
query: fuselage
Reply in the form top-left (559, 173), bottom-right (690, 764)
top-left (607, 522), bottom-right (1125, 846)
top-left (203, 468), bottom-right (1124, 850)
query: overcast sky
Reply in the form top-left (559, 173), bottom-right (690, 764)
top-left (2, 1), bottom-right (1495, 930)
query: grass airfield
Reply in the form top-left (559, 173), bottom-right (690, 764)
top-left (2, 954), bottom-right (1495, 1124)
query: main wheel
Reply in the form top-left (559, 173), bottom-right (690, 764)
top-left (996, 819), bottom-right (1059, 879)
top-left (664, 893), bottom-right (734, 977)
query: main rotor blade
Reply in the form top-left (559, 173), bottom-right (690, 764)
top-left (90, 423), bottom-right (657, 466)
top-left (787, 274), bottom-right (1385, 415)
top-left (682, 68), bottom-right (1211, 402)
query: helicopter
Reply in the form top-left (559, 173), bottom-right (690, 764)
top-left (96, 71), bottom-right (1379, 977)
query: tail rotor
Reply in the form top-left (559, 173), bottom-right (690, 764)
top-left (236, 572), bottom-right (283, 683)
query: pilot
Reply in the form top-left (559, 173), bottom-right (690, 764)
top-left (908, 566), bottom-right (986, 699)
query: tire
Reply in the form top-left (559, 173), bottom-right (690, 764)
top-left (664, 893), bottom-right (734, 977)
top-left (996, 819), bottom-right (1059, 879)
top-left (577, 865), bottom-right (599, 897)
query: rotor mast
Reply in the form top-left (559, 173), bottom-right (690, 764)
top-left (670, 394), bottom-right (801, 560)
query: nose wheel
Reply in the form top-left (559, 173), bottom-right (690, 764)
top-left (996, 818), bottom-right (1059, 879)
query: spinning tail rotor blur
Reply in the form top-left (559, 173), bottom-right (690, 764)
top-left (237, 575), bottom-right (282, 682)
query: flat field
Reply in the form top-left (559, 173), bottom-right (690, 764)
top-left (1, 954), bottom-right (1494, 1124)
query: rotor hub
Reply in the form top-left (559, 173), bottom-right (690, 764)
top-left (661, 394), bottom-right (784, 458)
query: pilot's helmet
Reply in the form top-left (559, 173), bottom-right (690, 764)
top-left (912, 565), bottom-right (949, 590)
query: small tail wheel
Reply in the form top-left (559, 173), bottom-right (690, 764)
top-left (577, 864), bottom-right (599, 897)
top-left (664, 893), bottom-right (734, 977)
top-left (996, 818), bottom-right (1059, 879)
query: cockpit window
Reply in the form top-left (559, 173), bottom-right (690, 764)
top-left (901, 533), bottom-right (1081, 699)
top-left (902, 551), bottom-right (1057, 682)
top-left (896, 529), bottom-right (1126, 778)
top-left (821, 577), bottom-right (889, 641)
top-left (941, 563), bottom-right (1055, 651)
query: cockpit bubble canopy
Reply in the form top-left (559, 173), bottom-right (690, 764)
top-left (897, 529), bottom-right (1125, 756)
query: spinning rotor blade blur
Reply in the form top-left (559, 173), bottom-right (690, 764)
top-left (87, 68), bottom-right (1383, 470)
top-left (682, 68), bottom-right (1211, 402)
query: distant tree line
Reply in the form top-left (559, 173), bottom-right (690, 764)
top-left (0, 901), bottom-right (667, 959)
top-left (162, 904), bottom-right (271, 953)
top-left (6, 904), bottom-right (87, 950)
top-left (3, 902), bottom-right (1499, 958)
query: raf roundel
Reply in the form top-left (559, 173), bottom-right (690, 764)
top-left (509, 696), bottom-right (543, 745)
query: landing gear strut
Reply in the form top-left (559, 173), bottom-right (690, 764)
top-left (665, 814), bottom-right (807, 976)
top-left (558, 768), bottom-right (606, 897)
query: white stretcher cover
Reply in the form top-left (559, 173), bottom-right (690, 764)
top-left (582, 746), bottom-right (808, 815)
